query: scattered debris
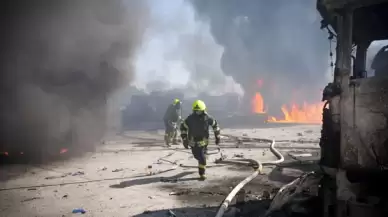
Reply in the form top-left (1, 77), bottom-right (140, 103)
top-left (233, 153), bottom-right (244, 158)
top-left (71, 171), bottom-right (85, 176)
top-left (271, 188), bottom-right (280, 197)
top-left (289, 152), bottom-right (313, 158)
top-left (169, 190), bottom-right (191, 196)
top-left (148, 196), bottom-right (154, 199)
top-left (158, 159), bottom-right (177, 165)
top-left (62, 194), bottom-right (68, 199)
top-left (262, 191), bottom-right (271, 199)
top-left (21, 197), bottom-right (42, 202)
top-left (27, 188), bottom-right (37, 191)
top-left (72, 208), bottom-right (86, 214)
top-left (112, 168), bottom-right (124, 172)
top-left (145, 165), bottom-right (153, 175)
top-left (167, 210), bottom-right (177, 217)
top-left (242, 133), bottom-right (248, 137)
top-left (98, 166), bottom-right (107, 171)
top-left (45, 174), bottom-right (70, 180)
top-left (297, 132), bottom-right (303, 136)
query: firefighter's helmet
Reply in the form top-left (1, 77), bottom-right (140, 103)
top-left (192, 100), bottom-right (206, 111)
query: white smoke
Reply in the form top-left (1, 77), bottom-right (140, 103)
top-left (134, 0), bottom-right (243, 96)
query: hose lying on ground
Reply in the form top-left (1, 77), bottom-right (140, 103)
top-left (214, 136), bottom-right (284, 217)
top-left (162, 134), bottom-right (284, 217)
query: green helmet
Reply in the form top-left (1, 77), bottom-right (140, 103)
top-left (192, 100), bottom-right (206, 111)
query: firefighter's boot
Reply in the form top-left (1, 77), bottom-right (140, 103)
top-left (198, 164), bottom-right (206, 181)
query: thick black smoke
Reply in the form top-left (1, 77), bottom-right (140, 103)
top-left (188, 0), bottom-right (330, 112)
top-left (0, 0), bottom-right (148, 162)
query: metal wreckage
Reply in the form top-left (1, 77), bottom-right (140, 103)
top-left (211, 0), bottom-right (388, 216)
top-left (264, 0), bottom-right (388, 216)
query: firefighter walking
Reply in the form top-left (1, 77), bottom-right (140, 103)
top-left (180, 100), bottom-right (221, 181)
top-left (163, 99), bottom-right (182, 147)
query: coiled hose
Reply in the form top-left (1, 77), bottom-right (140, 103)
top-left (214, 136), bottom-right (284, 217)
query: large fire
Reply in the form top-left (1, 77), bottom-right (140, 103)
top-left (251, 79), bottom-right (323, 124)
top-left (268, 102), bottom-right (324, 124)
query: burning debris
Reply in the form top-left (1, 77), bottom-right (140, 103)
top-left (0, 0), bottom-right (149, 162)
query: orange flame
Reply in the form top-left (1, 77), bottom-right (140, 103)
top-left (60, 148), bottom-right (68, 154)
top-left (252, 92), bottom-right (266, 114)
top-left (268, 102), bottom-right (324, 124)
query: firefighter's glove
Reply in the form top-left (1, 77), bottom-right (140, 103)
top-left (215, 136), bottom-right (221, 145)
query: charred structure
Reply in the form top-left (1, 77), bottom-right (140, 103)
top-left (318, 0), bottom-right (388, 216)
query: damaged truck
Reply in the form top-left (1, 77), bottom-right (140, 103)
top-left (263, 0), bottom-right (388, 216)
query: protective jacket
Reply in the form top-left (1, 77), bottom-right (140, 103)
top-left (163, 104), bottom-right (181, 122)
top-left (180, 112), bottom-right (220, 145)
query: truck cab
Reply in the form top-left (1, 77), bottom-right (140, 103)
top-left (317, 0), bottom-right (388, 216)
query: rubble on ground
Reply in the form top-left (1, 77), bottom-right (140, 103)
top-left (0, 125), bottom-right (321, 217)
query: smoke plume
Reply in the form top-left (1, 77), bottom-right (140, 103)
top-left (0, 0), bottom-right (148, 162)
top-left (134, 0), bottom-right (243, 96)
top-left (188, 0), bottom-right (330, 110)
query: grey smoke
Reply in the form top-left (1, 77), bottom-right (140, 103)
top-left (0, 0), bottom-right (148, 162)
top-left (188, 0), bottom-right (330, 109)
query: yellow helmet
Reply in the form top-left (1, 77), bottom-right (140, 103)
top-left (173, 99), bottom-right (181, 105)
top-left (192, 100), bottom-right (206, 111)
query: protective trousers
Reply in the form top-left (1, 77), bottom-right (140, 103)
top-left (164, 120), bottom-right (177, 145)
top-left (191, 145), bottom-right (207, 176)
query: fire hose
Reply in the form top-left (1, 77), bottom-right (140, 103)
top-left (214, 136), bottom-right (284, 217)
top-left (173, 134), bottom-right (284, 217)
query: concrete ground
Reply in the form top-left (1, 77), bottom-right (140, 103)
top-left (0, 124), bottom-right (321, 217)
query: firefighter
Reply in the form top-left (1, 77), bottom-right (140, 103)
top-left (163, 98), bottom-right (182, 147)
top-left (180, 100), bottom-right (221, 181)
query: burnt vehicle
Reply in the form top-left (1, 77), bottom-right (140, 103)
top-left (261, 1), bottom-right (388, 217)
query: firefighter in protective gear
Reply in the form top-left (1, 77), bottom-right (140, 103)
top-left (163, 99), bottom-right (182, 147)
top-left (180, 100), bottom-right (221, 181)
